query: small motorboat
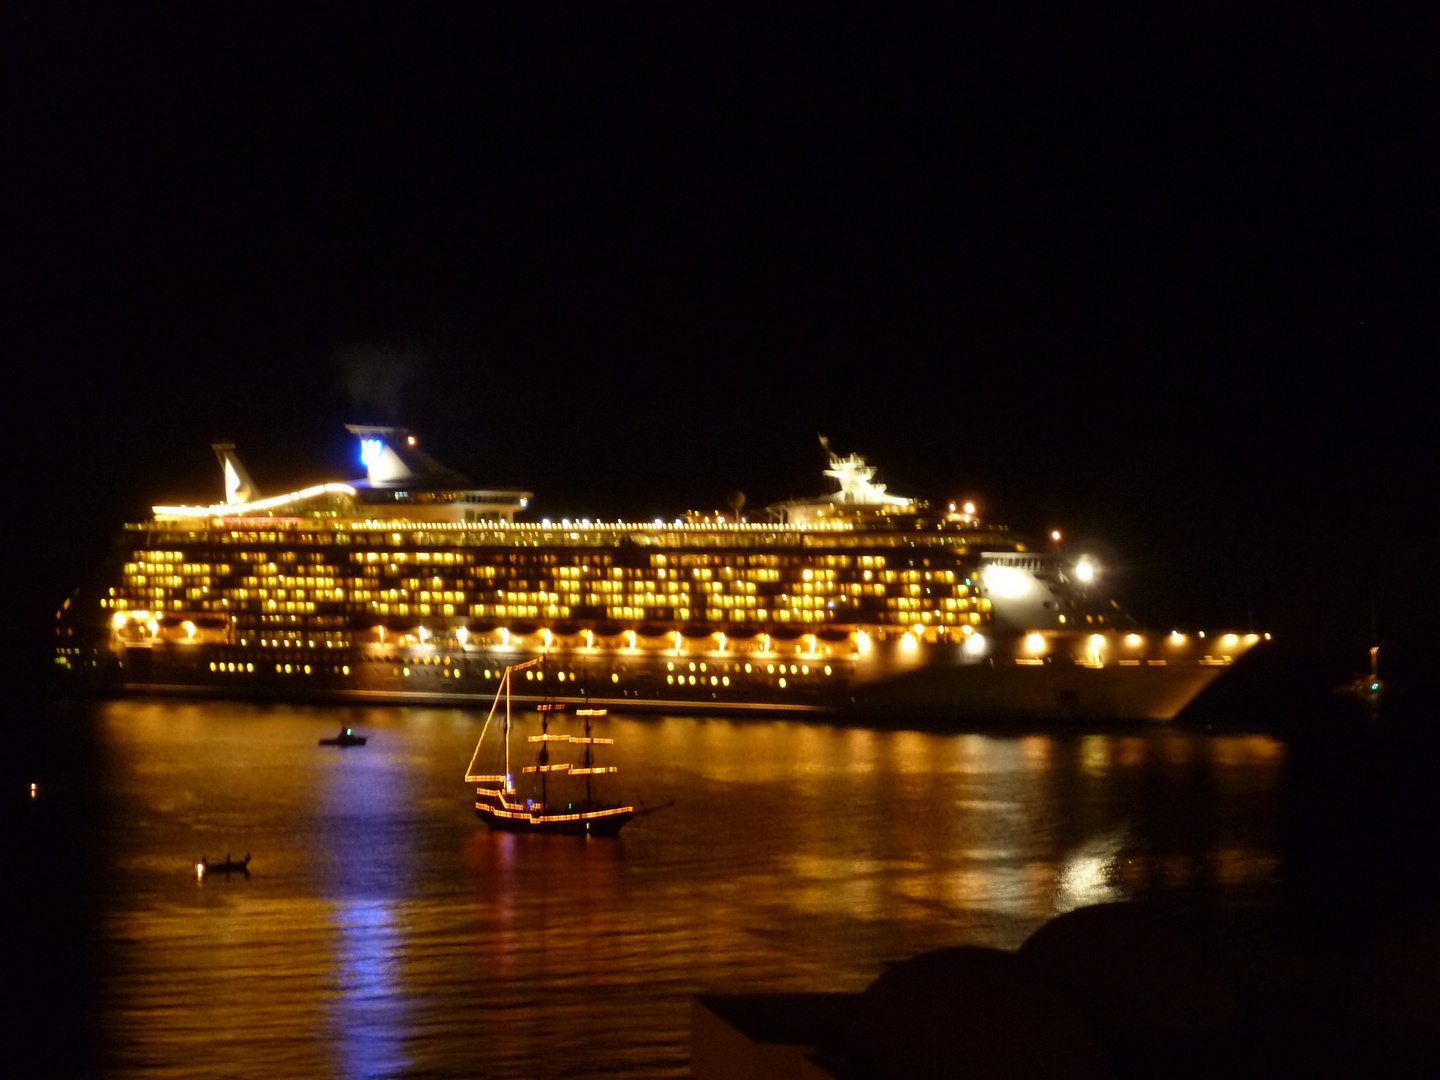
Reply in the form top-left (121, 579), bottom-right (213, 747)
top-left (1336, 645), bottom-right (1396, 719)
top-left (319, 727), bottom-right (367, 747)
top-left (196, 853), bottom-right (250, 877)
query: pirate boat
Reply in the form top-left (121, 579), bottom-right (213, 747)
top-left (464, 657), bottom-right (634, 835)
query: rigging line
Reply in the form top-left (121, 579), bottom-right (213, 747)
top-left (465, 659), bottom-right (543, 782)
top-left (464, 667), bottom-right (509, 782)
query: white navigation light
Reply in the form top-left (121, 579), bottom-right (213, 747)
top-left (982, 564), bottom-right (1030, 598)
top-left (963, 502), bottom-right (976, 516)
top-left (1075, 558), bottom-right (1096, 583)
top-left (1051, 530), bottom-right (1062, 542)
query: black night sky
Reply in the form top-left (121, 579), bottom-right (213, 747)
top-left (5, 7), bottom-right (1436, 687)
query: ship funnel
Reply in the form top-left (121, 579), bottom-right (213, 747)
top-left (345, 424), bottom-right (418, 484)
top-left (344, 424), bottom-right (476, 488)
top-left (211, 443), bottom-right (259, 505)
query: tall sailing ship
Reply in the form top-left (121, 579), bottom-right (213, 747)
top-left (465, 659), bottom-right (635, 835)
top-left (55, 426), bottom-right (1263, 722)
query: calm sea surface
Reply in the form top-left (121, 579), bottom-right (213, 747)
top-left (14, 699), bottom-right (1291, 1078)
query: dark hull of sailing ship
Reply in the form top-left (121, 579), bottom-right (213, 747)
top-left (473, 789), bottom-right (635, 835)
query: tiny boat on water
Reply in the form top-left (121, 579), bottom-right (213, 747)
top-left (1336, 645), bottom-right (1394, 719)
top-left (195, 853), bottom-right (250, 877)
top-left (319, 727), bottom-right (367, 747)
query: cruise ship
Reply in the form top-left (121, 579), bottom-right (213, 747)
top-left (54, 427), bottom-right (1262, 722)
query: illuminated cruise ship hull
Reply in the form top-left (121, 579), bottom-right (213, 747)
top-left (54, 430), bottom-right (1261, 724)
top-left (61, 615), bottom-right (1254, 724)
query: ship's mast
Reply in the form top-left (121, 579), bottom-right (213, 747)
top-left (504, 667), bottom-right (512, 792)
top-left (538, 668), bottom-right (551, 808)
top-left (582, 711), bottom-right (594, 807)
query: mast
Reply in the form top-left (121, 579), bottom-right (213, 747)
top-left (500, 658), bottom-right (543, 793)
top-left (539, 695), bottom-right (550, 808)
top-left (573, 708), bottom-right (612, 810)
top-left (1369, 604), bottom-right (1380, 682)
top-left (580, 711), bottom-right (591, 806)
top-left (536, 650), bottom-right (550, 808)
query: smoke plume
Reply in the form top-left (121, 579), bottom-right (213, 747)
top-left (333, 341), bottom-right (427, 421)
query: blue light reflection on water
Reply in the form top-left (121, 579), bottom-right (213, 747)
top-left (332, 899), bottom-right (408, 1080)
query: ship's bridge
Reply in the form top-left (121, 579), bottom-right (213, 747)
top-left (976, 550), bottom-right (1126, 632)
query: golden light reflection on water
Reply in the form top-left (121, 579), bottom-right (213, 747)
top-left (1019, 734), bottom-right (1051, 769)
top-left (86, 701), bottom-right (1288, 1078)
top-left (1081, 733), bottom-right (1111, 777)
top-left (1054, 829), bottom-right (1129, 913)
top-left (1116, 736), bottom-right (1147, 768)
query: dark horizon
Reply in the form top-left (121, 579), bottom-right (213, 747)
top-left (5, 7), bottom-right (1434, 681)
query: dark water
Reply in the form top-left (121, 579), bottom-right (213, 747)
top-left (9, 700), bottom-right (1299, 1076)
